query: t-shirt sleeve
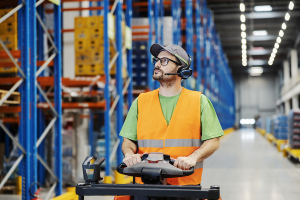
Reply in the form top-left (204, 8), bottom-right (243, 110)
top-left (119, 97), bottom-right (138, 141)
top-left (200, 94), bottom-right (224, 141)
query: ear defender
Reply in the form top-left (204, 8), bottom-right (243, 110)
top-left (176, 55), bottom-right (193, 79)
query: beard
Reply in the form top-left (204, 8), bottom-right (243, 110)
top-left (152, 67), bottom-right (177, 87)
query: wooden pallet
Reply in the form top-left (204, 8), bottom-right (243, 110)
top-left (0, 185), bottom-right (16, 194)
top-left (0, 89), bottom-right (20, 104)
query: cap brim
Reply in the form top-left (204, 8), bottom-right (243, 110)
top-left (150, 43), bottom-right (166, 58)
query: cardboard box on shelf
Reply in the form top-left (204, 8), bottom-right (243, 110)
top-left (0, 34), bottom-right (18, 51)
top-left (74, 16), bottom-right (87, 29)
top-left (75, 52), bottom-right (91, 65)
top-left (75, 28), bottom-right (90, 40)
top-left (74, 39), bottom-right (88, 53)
top-left (87, 16), bottom-right (103, 28)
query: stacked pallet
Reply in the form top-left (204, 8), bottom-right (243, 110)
top-left (132, 41), bottom-right (148, 87)
top-left (288, 110), bottom-right (300, 149)
top-left (271, 115), bottom-right (288, 140)
top-left (74, 16), bottom-right (116, 76)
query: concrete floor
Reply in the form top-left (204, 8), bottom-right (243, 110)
top-left (2, 129), bottom-right (300, 200)
top-left (201, 128), bottom-right (300, 200)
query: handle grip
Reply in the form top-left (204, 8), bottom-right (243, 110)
top-left (169, 159), bottom-right (194, 175)
top-left (117, 163), bottom-right (127, 174)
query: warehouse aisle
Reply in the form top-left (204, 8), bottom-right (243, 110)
top-left (201, 128), bottom-right (300, 200)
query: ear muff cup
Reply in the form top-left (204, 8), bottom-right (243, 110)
top-left (177, 66), bottom-right (184, 74)
top-left (177, 67), bottom-right (193, 79)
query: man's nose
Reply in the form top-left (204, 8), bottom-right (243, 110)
top-left (155, 62), bottom-right (161, 68)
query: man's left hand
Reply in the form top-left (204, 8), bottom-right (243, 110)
top-left (173, 156), bottom-right (197, 170)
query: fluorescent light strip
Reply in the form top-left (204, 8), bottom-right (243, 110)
top-left (254, 5), bottom-right (272, 12)
top-left (240, 3), bottom-right (247, 66)
top-left (268, 1), bottom-right (294, 66)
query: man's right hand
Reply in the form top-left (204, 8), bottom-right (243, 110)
top-left (123, 153), bottom-right (144, 167)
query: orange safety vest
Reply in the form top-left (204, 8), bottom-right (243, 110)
top-left (136, 87), bottom-right (203, 185)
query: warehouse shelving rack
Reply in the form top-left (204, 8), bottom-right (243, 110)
top-left (51, 0), bottom-right (134, 183)
top-left (0, 0), bottom-right (62, 199)
top-left (170, 0), bottom-right (235, 128)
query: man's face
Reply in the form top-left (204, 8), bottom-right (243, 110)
top-left (152, 51), bottom-right (180, 83)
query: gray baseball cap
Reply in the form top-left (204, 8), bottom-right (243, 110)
top-left (150, 43), bottom-right (191, 68)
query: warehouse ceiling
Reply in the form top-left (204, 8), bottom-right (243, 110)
top-left (207, 0), bottom-right (300, 74)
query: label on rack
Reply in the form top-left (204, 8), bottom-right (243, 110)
top-left (125, 26), bottom-right (132, 50)
top-left (108, 13), bottom-right (115, 40)
top-left (49, 0), bottom-right (60, 5)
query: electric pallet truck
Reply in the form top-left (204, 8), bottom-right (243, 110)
top-left (76, 152), bottom-right (220, 200)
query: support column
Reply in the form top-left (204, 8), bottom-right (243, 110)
top-left (290, 49), bottom-right (298, 84)
top-left (285, 100), bottom-right (291, 115)
top-left (292, 95), bottom-right (299, 110)
top-left (283, 60), bottom-right (290, 87)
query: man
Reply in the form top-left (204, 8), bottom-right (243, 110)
top-left (120, 43), bottom-right (223, 187)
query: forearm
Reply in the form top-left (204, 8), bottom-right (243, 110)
top-left (122, 138), bottom-right (137, 156)
top-left (188, 137), bottom-right (220, 162)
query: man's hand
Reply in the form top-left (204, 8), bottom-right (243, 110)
top-left (123, 153), bottom-right (145, 166)
top-left (173, 156), bottom-right (197, 170)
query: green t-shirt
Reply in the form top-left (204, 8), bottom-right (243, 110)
top-left (120, 93), bottom-right (224, 141)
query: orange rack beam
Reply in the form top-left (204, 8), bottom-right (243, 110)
top-left (0, 60), bottom-right (54, 68)
top-left (0, 77), bottom-right (105, 87)
top-left (0, 77), bottom-right (22, 85)
top-left (1, 118), bottom-right (20, 124)
top-left (132, 25), bottom-right (149, 29)
top-left (0, 106), bottom-right (21, 113)
top-left (0, 50), bottom-right (21, 59)
top-left (37, 102), bottom-right (106, 109)
top-left (133, 1), bottom-right (171, 7)
top-left (46, 5), bottom-right (126, 13)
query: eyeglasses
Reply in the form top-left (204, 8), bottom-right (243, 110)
top-left (152, 57), bottom-right (181, 66)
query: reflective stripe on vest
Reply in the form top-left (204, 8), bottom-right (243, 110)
top-left (195, 161), bottom-right (203, 169)
top-left (165, 139), bottom-right (202, 147)
top-left (138, 139), bottom-right (202, 148)
top-left (138, 139), bottom-right (164, 148)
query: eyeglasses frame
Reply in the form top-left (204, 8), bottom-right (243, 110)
top-left (152, 57), bottom-right (181, 66)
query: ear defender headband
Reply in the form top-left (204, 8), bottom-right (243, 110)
top-left (176, 55), bottom-right (193, 80)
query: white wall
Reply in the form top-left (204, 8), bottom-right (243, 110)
top-left (234, 74), bottom-right (277, 124)
top-left (62, 2), bottom-right (81, 78)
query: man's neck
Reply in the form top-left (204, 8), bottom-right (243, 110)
top-left (159, 80), bottom-right (183, 97)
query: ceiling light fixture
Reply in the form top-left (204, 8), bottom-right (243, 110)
top-left (241, 24), bottom-right (246, 31)
top-left (240, 4), bottom-right (247, 67)
top-left (253, 30), bottom-right (268, 36)
top-left (240, 3), bottom-right (245, 12)
top-left (289, 1), bottom-right (294, 10)
top-left (240, 14), bottom-right (246, 22)
top-left (285, 13), bottom-right (290, 21)
top-left (282, 22), bottom-right (287, 30)
top-left (279, 30), bottom-right (284, 37)
top-left (249, 67), bottom-right (263, 74)
top-left (241, 32), bottom-right (246, 38)
top-left (268, 1), bottom-right (294, 66)
top-left (276, 37), bottom-right (281, 43)
top-left (254, 5), bottom-right (272, 12)
top-left (268, 61), bottom-right (273, 65)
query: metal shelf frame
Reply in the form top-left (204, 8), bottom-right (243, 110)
top-left (0, 0), bottom-right (62, 199)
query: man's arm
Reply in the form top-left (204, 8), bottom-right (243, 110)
top-left (174, 137), bottom-right (220, 170)
top-left (122, 137), bottom-right (144, 166)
